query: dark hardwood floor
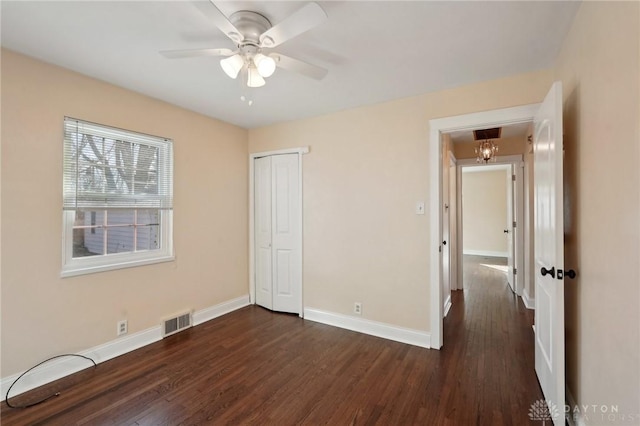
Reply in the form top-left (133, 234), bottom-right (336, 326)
top-left (1, 256), bottom-right (542, 425)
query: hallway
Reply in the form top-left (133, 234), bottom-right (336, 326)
top-left (439, 254), bottom-right (543, 423)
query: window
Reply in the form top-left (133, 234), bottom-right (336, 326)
top-left (62, 117), bottom-right (173, 277)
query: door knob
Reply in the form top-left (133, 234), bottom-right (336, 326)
top-left (503, 229), bottom-right (509, 234)
top-left (565, 269), bottom-right (576, 279)
top-left (442, 240), bottom-right (447, 245)
top-left (541, 266), bottom-right (555, 278)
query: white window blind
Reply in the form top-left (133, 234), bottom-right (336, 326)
top-left (63, 117), bottom-right (173, 210)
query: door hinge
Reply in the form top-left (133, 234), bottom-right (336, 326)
top-left (513, 268), bottom-right (517, 275)
top-left (513, 221), bottom-right (517, 228)
top-left (512, 174), bottom-right (516, 181)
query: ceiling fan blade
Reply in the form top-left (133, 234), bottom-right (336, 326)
top-left (259, 2), bottom-right (327, 48)
top-left (271, 53), bottom-right (328, 80)
top-left (193, 0), bottom-right (243, 43)
top-left (160, 48), bottom-right (235, 59)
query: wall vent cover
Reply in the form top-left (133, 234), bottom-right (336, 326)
top-left (473, 127), bottom-right (501, 140)
top-left (162, 311), bottom-right (192, 338)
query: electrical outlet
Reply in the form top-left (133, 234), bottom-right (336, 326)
top-left (117, 320), bottom-right (128, 336)
top-left (354, 302), bottom-right (362, 315)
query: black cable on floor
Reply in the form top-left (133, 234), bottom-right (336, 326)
top-left (5, 354), bottom-right (97, 409)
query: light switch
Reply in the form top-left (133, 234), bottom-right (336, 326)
top-left (416, 202), bottom-right (425, 215)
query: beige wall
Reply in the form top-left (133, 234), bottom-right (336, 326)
top-left (0, 50), bottom-right (249, 376)
top-left (249, 69), bottom-right (553, 331)
top-left (554, 1), bottom-right (640, 420)
top-left (462, 169), bottom-right (508, 256)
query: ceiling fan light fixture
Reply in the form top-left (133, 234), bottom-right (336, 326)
top-left (254, 53), bottom-right (276, 78)
top-left (247, 66), bottom-right (266, 88)
top-left (220, 54), bottom-right (244, 79)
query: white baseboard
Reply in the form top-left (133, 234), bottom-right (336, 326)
top-left (443, 296), bottom-right (452, 318)
top-left (193, 295), bottom-right (250, 326)
top-left (566, 387), bottom-right (587, 426)
top-left (1, 294), bottom-right (250, 401)
top-left (304, 308), bottom-right (430, 349)
top-left (463, 249), bottom-right (508, 258)
top-left (522, 288), bottom-right (535, 309)
top-left (1, 327), bottom-right (161, 404)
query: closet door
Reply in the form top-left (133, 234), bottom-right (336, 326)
top-left (254, 154), bottom-right (301, 314)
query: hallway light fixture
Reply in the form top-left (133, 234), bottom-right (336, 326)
top-left (473, 128), bottom-right (501, 163)
top-left (475, 139), bottom-right (498, 163)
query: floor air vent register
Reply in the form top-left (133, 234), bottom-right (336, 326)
top-left (162, 311), bottom-right (192, 338)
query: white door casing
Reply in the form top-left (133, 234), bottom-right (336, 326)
top-left (442, 155), bottom-right (452, 316)
top-left (533, 81), bottom-right (565, 424)
top-left (507, 163), bottom-right (525, 296)
top-left (456, 159), bottom-right (523, 296)
top-left (255, 156), bottom-right (273, 310)
top-left (449, 156), bottom-right (458, 291)
top-left (430, 104), bottom-right (540, 349)
top-left (514, 162), bottom-right (525, 297)
top-left (250, 148), bottom-right (307, 316)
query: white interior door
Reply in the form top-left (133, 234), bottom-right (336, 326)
top-left (254, 154), bottom-right (301, 314)
top-left (533, 81), bottom-right (564, 424)
top-left (506, 167), bottom-right (515, 292)
top-left (271, 154), bottom-right (301, 313)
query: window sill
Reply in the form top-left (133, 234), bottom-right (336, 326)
top-left (61, 254), bottom-right (175, 278)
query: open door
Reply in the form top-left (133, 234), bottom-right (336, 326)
top-left (506, 165), bottom-right (515, 293)
top-left (533, 81), bottom-right (565, 424)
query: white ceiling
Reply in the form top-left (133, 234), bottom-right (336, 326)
top-left (1, 1), bottom-right (580, 129)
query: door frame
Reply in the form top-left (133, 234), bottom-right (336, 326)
top-left (456, 156), bottom-right (525, 296)
top-left (448, 154), bottom-right (458, 293)
top-left (429, 104), bottom-right (539, 349)
top-left (249, 146), bottom-right (309, 317)
top-left (441, 152), bottom-right (453, 317)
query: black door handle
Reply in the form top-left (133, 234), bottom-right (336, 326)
top-left (565, 269), bottom-right (576, 279)
top-left (541, 266), bottom-right (555, 278)
top-left (503, 229), bottom-right (509, 234)
top-left (442, 241), bottom-right (447, 245)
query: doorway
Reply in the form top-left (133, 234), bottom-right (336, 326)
top-left (430, 83), bottom-right (565, 424)
top-left (459, 163), bottom-right (513, 291)
top-left (428, 104), bottom-right (538, 349)
top-left (455, 156), bottom-right (525, 297)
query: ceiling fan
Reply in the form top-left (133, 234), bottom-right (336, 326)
top-left (160, 1), bottom-right (328, 88)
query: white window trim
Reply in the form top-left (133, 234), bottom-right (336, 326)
top-left (61, 117), bottom-right (174, 278)
top-left (61, 210), bottom-right (174, 278)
